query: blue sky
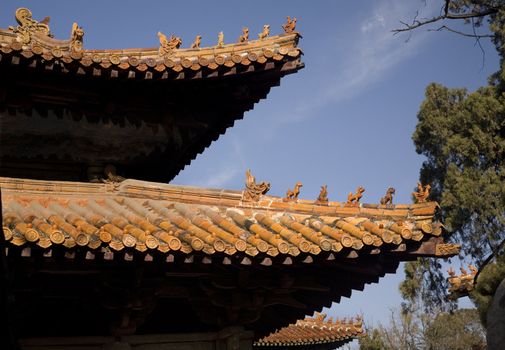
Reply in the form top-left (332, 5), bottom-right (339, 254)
top-left (1, 0), bottom-right (499, 343)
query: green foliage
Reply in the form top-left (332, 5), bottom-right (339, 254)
top-left (413, 82), bottom-right (505, 260)
top-left (471, 252), bottom-right (505, 325)
top-left (405, 1), bottom-right (505, 320)
top-left (358, 328), bottom-right (390, 350)
top-left (400, 259), bottom-right (454, 313)
top-left (424, 309), bottom-right (486, 350)
top-left (359, 308), bottom-right (485, 350)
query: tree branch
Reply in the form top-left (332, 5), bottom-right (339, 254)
top-left (392, 6), bottom-right (498, 34)
top-left (428, 25), bottom-right (495, 38)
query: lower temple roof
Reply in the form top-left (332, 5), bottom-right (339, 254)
top-left (0, 176), bottom-right (460, 337)
top-left (254, 312), bottom-right (363, 349)
top-left (2, 177), bottom-right (456, 262)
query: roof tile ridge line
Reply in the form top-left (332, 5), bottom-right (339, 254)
top-left (236, 198), bottom-right (427, 219)
top-left (117, 180), bottom-right (243, 201)
top-left (27, 32), bottom-right (300, 56)
top-left (0, 177), bottom-right (109, 194)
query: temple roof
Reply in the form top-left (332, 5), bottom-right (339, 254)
top-left (0, 176), bottom-right (460, 337)
top-left (0, 9), bottom-right (303, 183)
top-left (0, 8), bottom-right (302, 81)
top-left (254, 313), bottom-right (363, 349)
top-left (2, 177), bottom-right (456, 262)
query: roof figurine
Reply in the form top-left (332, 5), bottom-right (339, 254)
top-left (217, 31), bottom-right (224, 47)
top-left (9, 7), bottom-right (52, 44)
top-left (102, 164), bottom-right (126, 184)
top-left (190, 35), bottom-right (201, 49)
top-left (157, 31), bottom-right (182, 56)
top-left (380, 187), bottom-right (395, 206)
top-left (413, 181), bottom-right (431, 203)
top-left (282, 16), bottom-right (297, 33)
top-left (315, 184), bottom-right (328, 205)
top-left (283, 181), bottom-right (303, 202)
top-left (242, 169), bottom-right (271, 202)
top-left (238, 27), bottom-right (249, 43)
top-left (347, 186), bottom-right (365, 206)
top-left (70, 22), bottom-right (84, 52)
top-left (258, 24), bottom-right (270, 39)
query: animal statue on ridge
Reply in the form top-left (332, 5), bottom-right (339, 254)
top-left (282, 16), bottom-right (297, 33)
top-left (316, 185), bottom-right (328, 204)
top-left (284, 181), bottom-right (302, 201)
top-left (258, 24), bottom-right (270, 39)
top-left (190, 35), bottom-right (201, 49)
top-left (380, 187), bottom-right (395, 205)
top-left (238, 27), bottom-right (249, 43)
top-left (347, 186), bottom-right (365, 205)
top-left (412, 182), bottom-right (431, 203)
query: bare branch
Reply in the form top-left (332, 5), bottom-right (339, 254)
top-left (428, 25), bottom-right (495, 38)
top-left (471, 17), bottom-right (486, 71)
top-left (392, 6), bottom-right (498, 34)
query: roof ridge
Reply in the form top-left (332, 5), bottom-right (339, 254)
top-left (1, 177), bottom-right (439, 219)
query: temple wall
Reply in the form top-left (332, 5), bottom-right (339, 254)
top-left (19, 328), bottom-right (253, 350)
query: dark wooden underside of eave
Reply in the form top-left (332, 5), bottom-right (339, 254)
top-left (6, 247), bottom-right (402, 340)
top-left (0, 59), bottom-right (301, 183)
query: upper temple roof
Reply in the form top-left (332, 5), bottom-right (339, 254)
top-left (0, 8), bottom-right (304, 183)
top-left (0, 8), bottom-right (302, 81)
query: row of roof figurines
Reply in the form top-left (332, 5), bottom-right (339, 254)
top-left (158, 17), bottom-right (298, 55)
top-left (242, 169), bottom-right (431, 205)
top-left (6, 8), bottom-right (298, 56)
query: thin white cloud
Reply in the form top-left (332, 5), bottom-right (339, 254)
top-left (194, 134), bottom-right (246, 188)
top-left (199, 164), bottom-right (240, 188)
top-left (270, 0), bottom-right (438, 127)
